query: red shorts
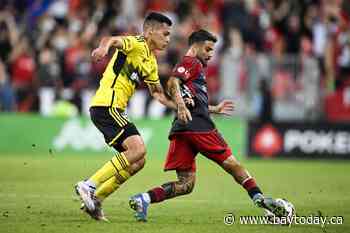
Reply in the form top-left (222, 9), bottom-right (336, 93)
top-left (164, 130), bottom-right (232, 172)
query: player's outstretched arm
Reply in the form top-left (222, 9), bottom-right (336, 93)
top-left (209, 100), bottom-right (234, 116)
top-left (147, 82), bottom-right (178, 110)
top-left (91, 36), bottom-right (123, 61)
top-left (167, 77), bottom-right (192, 123)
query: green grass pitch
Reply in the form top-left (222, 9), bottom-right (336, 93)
top-left (0, 153), bottom-right (349, 233)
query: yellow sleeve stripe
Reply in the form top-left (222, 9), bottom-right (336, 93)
top-left (144, 79), bottom-right (160, 84)
top-left (122, 39), bottom-right (127, 51)
top-left (108, 129), bottom-right (125, 146)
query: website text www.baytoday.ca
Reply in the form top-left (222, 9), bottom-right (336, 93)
top-left (224, 213), bottom-right (344, 227)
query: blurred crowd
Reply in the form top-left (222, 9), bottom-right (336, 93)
top-left (0, 0), bottom-right (349, 122)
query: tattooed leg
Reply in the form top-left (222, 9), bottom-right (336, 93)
top-left (146, 170), bottom-right (196, 203)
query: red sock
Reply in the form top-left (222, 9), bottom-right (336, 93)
top-left (147, 187), bottom-right (166, 203)
top-left (242, 177), bottom-right (257, 190)
top-left (241, 177), bottom-right (263, 199)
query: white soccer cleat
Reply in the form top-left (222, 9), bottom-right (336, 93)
top-left (80, 201), bottom-right (109, 222)
top-left (75, 181), bottom-right (96, 213)
top-left (255, 196), bottom-right (290, 217)
top-left (263, 198), bottom-right (296, 225)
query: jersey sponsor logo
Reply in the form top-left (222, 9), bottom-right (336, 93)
top-left (135, 35), bottom-right (145, 42)
top-left (177, 66), bottom-right (186, 73)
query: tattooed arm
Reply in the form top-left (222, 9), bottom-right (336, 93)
top-left (167, 77), bottom-right (192, 123)
top-left (147, 82), bottom-right (178, 110)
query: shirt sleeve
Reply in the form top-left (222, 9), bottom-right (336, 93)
top-left (171, 59), bottom-right (200, 82)
top-left (144, 60), bottom-right (160, 84)
top-left (120, 36), bottom-right (137, 54)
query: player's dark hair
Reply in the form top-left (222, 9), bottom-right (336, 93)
top-left (188, 29), bottom-right (217, 46)
top-left (144, 12), bottom-right (172, 27)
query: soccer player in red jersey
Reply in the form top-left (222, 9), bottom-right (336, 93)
top-left (129, 29), bottom-right (289, 221)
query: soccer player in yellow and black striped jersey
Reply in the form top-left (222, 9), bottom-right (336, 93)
top-left (75, 12), bottom-right (181, 221)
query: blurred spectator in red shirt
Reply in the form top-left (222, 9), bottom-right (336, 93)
top-left (9, 36), bottom-right (38, 112)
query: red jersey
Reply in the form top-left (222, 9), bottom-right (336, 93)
top-left (169, 56), bottom-right (215, 135)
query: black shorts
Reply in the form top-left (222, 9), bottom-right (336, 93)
top-left (90, 106), bottom-right (140, 152)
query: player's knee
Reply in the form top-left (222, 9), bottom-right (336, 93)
top-left (221, 156), bottom-right (243, 172)
top-left (129, 158), bottom-right (146, 175)
top-left (136, 145), bottom-right (147, 158)
top-left (138, 157), bottom-right (146, 169)
top-left (129, 144), bottom-right (146, 160)
top-left (123, 135), bottom-right (146, 161)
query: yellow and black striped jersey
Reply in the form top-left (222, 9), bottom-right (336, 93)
top-left (91, 35), bottom-right (159, 110)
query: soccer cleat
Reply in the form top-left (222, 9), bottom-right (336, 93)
top-left (129, 193), bottom-right (150, 222)
top-left (75, 181), bottom-right (96, 213)
top-left (254, 196), bottom-right (288, 217)
top-left (80, 201), bottom-right (109, 222)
